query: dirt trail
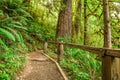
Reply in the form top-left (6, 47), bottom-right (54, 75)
top-left (16, 50), bottom-right (67, 80)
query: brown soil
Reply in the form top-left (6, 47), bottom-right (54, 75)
top-left (16, 50), bottom-right (65, 80)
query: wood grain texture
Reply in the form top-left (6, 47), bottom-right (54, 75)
top-left (48, 41), bottom-right (120, 58)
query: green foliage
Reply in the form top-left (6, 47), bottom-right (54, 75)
top-left (0, 27), bottom-right (15, 41)
top-left (0, 0), bottom-right (30, 79)
top-left (46, 43), bottom-right (102, 80)
top-left (60, 47), bottom-right (101, 80)
top-left (0, 0), bottom-right (31, 50)
top-left (0, 39), bottom-right (9, 50)
top-left (0, 49), bottom-right (26, 80)
top-left (0, 0), bottom-right (119, 80)
top-left (27, 20), bottom-right (55, 42)
top-left (6, 27), bottom-right (21, 42)
top-left (26, 0), bottom-right (58, 41)
top-left (110, 2), bottom-right (120, 48)
top-left (56, 37), bottom-right (71, 43)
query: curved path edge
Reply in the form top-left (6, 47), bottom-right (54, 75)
top-left (39, 50), bottom-right (68, 80)
top-left (16, 50), bottom-right (68, 80)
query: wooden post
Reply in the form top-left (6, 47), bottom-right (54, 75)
top-left (102, 56), bottom-right (112, 80)
top-left (44, 41), bottom-right (48, 51)
top-left (102, 53), bottom-right (120, 80)
top-left (57, 43), bottom-right (64, 63)
top-left (112, 58), bottom-right (120, 80)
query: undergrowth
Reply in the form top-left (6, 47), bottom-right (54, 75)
top-left (47, 46), bottom-right (102, 80)
top-left (0, 47), bottom-right (26, 80)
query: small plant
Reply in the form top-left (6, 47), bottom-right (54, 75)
top-left (60, 47), bottom-right (101, 80)
top-left (0, 49), bottom-right (26, 80)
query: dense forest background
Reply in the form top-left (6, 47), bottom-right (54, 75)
top-left (0, 0), bottom-right (120, 80)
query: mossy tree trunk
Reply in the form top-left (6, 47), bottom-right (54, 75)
top-left (72, 0), bottom-right (82, 43)
top-left (56, 0), bottom-right (72, 41)
top-left (84, 0), bottom-right (89, 45)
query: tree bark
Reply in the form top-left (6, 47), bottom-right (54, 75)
top-left (56, 0), bottom-right (72, 41)
top-left (102, 0), bottom-right (120, 80)
top-left (103, 1), bottom-right (111, 48)
top-left (84, 0), bottom-right (89, 45)
top-left (102, 0), bottom-right (112, 79)
top-left (74, 0), bottom-right (82, 38)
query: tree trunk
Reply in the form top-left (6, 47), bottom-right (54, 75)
top-left (103, 2), bottom-right (111, 48)
top-left (84, 0), bottom-right (89, 45)
top-left (56, 0), bottom-right (72, 41)
top-left (74, 0), bottom-right (82, 38)
top-left (102, 0), bottom-right (120, 80)
top-left (72, 0), bottom-right (82, 43)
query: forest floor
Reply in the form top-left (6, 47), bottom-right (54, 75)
top-left (16, 50), bottom-right (67, 80)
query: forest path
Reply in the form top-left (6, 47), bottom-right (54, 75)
top-left (16, 50), bottom-right (67, 80)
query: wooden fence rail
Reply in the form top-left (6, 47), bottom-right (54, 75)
top-left (43, 41), bottom-right (120, 80)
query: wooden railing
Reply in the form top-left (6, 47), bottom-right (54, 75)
top-left (43, 41), bottom-right (120, 80)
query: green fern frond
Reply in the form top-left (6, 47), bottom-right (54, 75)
top-left (12, 21), bottom-right (23, 26)
top-left (8, 21), bottom-right (27, 30)
top-left (17, 32), bottom-right (26, 47)
top-left (18, 32), bottom-right (24, 43)
top-left (18, 16), bottom-right (29, 21)
top-left (5, 27), bottom-right (21, 42)
top-left (0, 39), bottom-right (9, 50)
top-left (0, 18), bottom-right (27, 30)
top-left (0, 27), bottom-right (15, 41)
top-left (0, 16), bottom-right (12, 23)
top-left (16, 8), bottom-right (33, 19)
top-left (0, 10), bottom-right (3, 15)
top-left (14, 25), bottom-right (27, 30)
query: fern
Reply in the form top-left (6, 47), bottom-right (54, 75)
top-left (0, 17), bottom-right (27, 30)
top-left (12, 21), bottom-right (23, 26)
top-left (0, 39), bottom-right (9, 50)
top-left (16, 8), bottom-right (33, 18)
top-left (5, 27), bottom-right (21, 42)
top-left (14, 25), bottom-right (27, 30)
top-left (18, 32), bottom-right (24, 44)
top-left (0, 27), bottom-right (15, 41)
top-left (5, 21), bottom-right (27, 30)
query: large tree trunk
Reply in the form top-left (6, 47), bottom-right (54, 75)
top-left (56, 0), bottom-right (72, 40)
top-left (102, 0), bottom-right (120, 79)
